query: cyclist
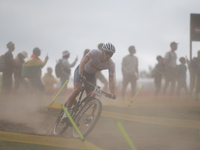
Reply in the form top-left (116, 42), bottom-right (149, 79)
top-left (62, 42), bottom-right (116, 118)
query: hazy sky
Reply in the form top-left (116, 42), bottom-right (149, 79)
top-left (1, 0), bottom-right (200, 80)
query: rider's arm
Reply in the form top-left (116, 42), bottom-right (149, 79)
top-left (79, 57), bottom-right (89, 74)
top-left (109, 77), bottom-right (115, 94)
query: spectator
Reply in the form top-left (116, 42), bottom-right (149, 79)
top-left (14, 51), bottom-right (29, 93)
top-left (190, 50), bottom-right (200, 100)
top-left (153, 55), bottom-right (165, 97)
top-left (43, 67), bottom-right (57, 95)
top-left (121, 46), bottom-right (139, 99)
top-left (1, 41), bottom-right (16, 94)
top-left (97, 43), bottom-right (104, 50)
top-left (83, 49), bottom-right (90, 57)
top-left (59, 50), bottom-right (78, 91)
top-left (162, 42), bottom-right (178, 99)
top-left (22, 47), bottom-right (48, 94)
top-left (176, 57), bottom-right (188, 99)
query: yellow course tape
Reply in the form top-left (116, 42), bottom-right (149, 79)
top-left (0, 131), bottom-right (102, 149)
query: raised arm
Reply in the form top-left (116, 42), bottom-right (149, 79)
top-left (42, 55), bottom-right (49, 67)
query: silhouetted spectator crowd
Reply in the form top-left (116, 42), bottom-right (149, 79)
top-left (0, 41), bottom-right (199, 101)
top-left (0, 41), bottom-right (77, 96)
top-left (121, 41), bottom-right (198, 100)
top-left (151, 41), bottom-right (198, 100)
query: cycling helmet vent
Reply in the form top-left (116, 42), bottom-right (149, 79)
top-left (102, 43), bottom-right (116, 53)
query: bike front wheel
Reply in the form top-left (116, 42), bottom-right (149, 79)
top-left (53, 100), bottom-right (77, 136)
top-left (72, 98), bottom-right (102, 138)
top-left (53, 110), bottom-right (70, 135)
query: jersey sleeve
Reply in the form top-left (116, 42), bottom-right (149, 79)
top-left (85, 49), bottom-right (97, 60)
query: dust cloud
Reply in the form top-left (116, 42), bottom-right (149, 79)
top-left (0, 95), bottom-right (58, 134)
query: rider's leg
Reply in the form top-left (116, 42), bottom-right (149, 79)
top-left (96, 72), bottom-right (108, 91)
top-left (65, 82), bottom-right (82, 108)
top-left (85, 73), bottom-right (96, 94)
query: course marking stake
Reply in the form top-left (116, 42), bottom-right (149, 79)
top-left (62, 105), bottom-right (90, 150)
top-left (46, 80), bottom-right (68, 111)
top-left (128, 85), bottom-right (144, 107)
top-left (116, 121), bottom-right (137, 150)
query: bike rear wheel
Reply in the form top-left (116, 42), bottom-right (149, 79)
top-left (72, 98), bottom-right (102, 138)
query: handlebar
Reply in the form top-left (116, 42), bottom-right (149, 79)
top-left (84, 81), bottom-right (115, 99)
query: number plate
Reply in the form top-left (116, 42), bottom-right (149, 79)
top-left (93, 86), bottom-right (102, 97)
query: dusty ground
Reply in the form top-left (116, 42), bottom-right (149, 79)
top-left (0, 94), bottom-right (200, 150)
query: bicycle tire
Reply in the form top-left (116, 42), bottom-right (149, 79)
top-left (53, 100), bottom-right (78, 135)
top-left (53, 109), bottom-right (70, 135)
top-left (72, 98), bottom-right (102, 138)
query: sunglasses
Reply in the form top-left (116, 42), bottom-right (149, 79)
top-left (105, 51), bottom-right (113, 56)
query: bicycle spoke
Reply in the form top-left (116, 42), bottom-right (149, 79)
top-left (72, 99), bottom-right (102, 138)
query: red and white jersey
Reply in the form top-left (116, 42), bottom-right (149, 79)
top-left (84, 49), bottom-right (115, 78)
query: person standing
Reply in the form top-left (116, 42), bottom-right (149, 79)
top-left (59, 50), bottom-right (78, 89)
top-left (1, 41), bottom-right (16, 94)
top-left (14, 51), bottom-right (29, 93)
top-left (176, 57), bottom-right (188, 99)
top-left (22, 47), bottom-right (48, 94)
top-left (43, 67), bottom-right (57, 95)
top-left (162, 42), bottom-right (178, 99)
top-left (121, 46), bottom-right (139, 99)
top-left (153, 55), bottom-right (165, 97)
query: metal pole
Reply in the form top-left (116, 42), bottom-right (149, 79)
top-left (190, 41), bottom-right (193, 93)
top-left (190, 14), bottom-right (193, 93)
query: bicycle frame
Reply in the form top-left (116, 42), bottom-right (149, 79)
top-left (53, 80), bottom-right (113, 136)
top-left (69, 86), bottom-right (95, 120)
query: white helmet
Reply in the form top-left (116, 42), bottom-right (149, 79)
top-left (102, 43), bottom-right (116, 53)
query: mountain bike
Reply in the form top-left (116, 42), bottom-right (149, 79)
top-left (53, 80), bottom-right (114, 138)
